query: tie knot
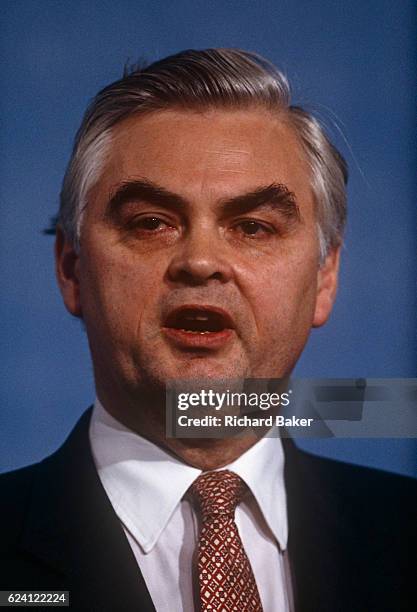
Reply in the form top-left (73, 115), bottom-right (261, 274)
top-left (191, 470), bottom-right (246, 520)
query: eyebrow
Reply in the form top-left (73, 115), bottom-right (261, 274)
top-left (219, 183), bottom-right (300, 221)
top-left (106, 178), bottom-right (300, 223)
top-left (106, 180), bottom-right (188, 216)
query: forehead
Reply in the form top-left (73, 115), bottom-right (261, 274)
top-left (94, 108), bottom-right (313, 207)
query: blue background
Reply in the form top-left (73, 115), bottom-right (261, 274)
top-left (1, 0), bottom-right (416, 475)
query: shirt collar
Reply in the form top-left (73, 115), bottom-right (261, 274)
top-left (90, 399), bottom-right (287, 553)
top-left (226, 432), bottom-right (288, 551)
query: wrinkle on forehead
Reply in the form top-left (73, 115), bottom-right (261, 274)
top-left (90, 109), bottom-right (315, 218)
top-left (203, 147), bottom-right (251, 174)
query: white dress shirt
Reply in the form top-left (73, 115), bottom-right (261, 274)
top-left (89, 399), bottom-right (292, 611)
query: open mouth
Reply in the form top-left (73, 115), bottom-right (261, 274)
top-left (162, 305), bottom-right (234, 349)
top-left (164, 306), bottom-right (233, 334)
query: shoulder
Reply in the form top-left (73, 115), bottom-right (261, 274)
top-left (295, 447), bottom-right (417, 539)
top-left (0, 409), bottom-right (92, 546)
top-left (0, 460), bottom-right (47, 546)
top-left (299, 449), bottom-right (417, 500)
top-left (285, 444), bottom-right (417, 609)
top-left (0, 462), bottom-right (40, 515)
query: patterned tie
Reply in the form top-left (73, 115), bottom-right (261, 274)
top-left (191, 470), bottom-right (263, 612)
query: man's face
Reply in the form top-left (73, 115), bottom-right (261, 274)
top-left (57, 108), bottom-right (339, 400)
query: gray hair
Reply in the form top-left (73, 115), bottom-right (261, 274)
top-left (59, 48), bottom-right (347, 261)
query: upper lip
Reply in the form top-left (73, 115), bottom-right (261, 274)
top-left (163, 304), bottom-right (235, 332)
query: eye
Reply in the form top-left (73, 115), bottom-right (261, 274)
top-left (129, 215), bottom-right (174, 233)
top-left (234, 220), bottom-right (274, 237)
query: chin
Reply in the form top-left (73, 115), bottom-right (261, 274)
top-left (157, 355), bottom-right (249, 384)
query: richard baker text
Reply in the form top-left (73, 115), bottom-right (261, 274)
top-left (177, 414), bottom-right (313, 428)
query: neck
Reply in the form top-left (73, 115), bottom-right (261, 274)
top-left (97, 386), bottom-right (264, 470)
top-left (157, 432), bottom-right (262, 471)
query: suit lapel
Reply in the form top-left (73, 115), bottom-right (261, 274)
top-left (20, 409), bottom-right (155, 611)
top-left (283, 439), bottom-right (366, 612)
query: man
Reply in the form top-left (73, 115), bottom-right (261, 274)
top-left (1, 49), bottom-right (416, 611)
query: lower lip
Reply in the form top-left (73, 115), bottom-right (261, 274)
top-left (161, 327), bottom-right (234, 350)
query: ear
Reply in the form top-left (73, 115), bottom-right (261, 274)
top-left (312, 247), bottom-right (340, 328)
top-left (55, 226), bottom-right (82, 318)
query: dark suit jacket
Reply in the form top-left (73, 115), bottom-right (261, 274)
top-left (1, 408), bottom-right (416, 611)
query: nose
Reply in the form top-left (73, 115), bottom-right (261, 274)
top-left (167, 226), bottom-right (233, 285)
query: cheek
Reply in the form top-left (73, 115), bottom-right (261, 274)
top-left (79, 246), bottom-right (165, 339)
top-left (237, 256), bottom-right (319, 340)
